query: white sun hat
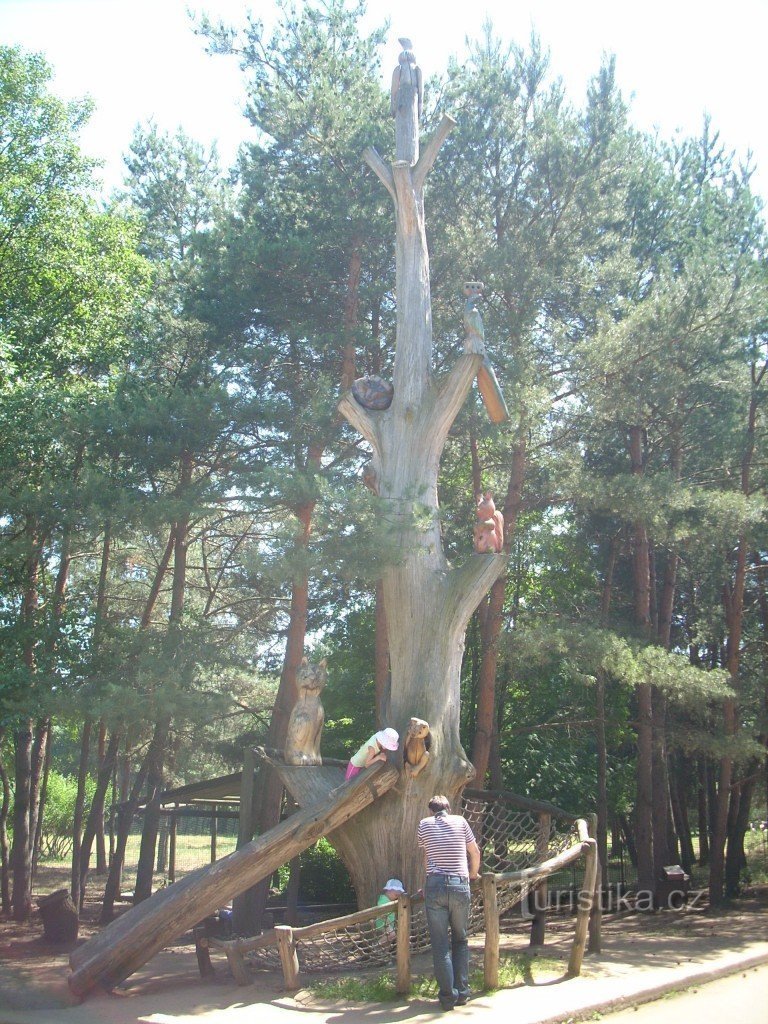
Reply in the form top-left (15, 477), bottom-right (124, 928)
top-left (384, 878), bottom-right (406, 893)
top-left (375, 728), bottom-right (399, 750)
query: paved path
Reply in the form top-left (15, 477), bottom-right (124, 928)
top-left (599, 961), bottom-right (768, 1023)
top-left (2, 906), bottom-right (768, 1024)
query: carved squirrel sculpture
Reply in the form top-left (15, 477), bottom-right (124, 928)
top-left (475, 491), bottom-right (504, 553)
top-left (284, 657), bottom-right (327, 766)
top-left (473, 518), bottom-right (497, 553)
top-left (403, 717), bottom-right (432, 777)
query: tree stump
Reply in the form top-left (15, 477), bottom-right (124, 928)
top-left (38, 888), bottom-right (79, 943)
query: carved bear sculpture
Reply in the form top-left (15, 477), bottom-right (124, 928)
top-left (284, 657), bottom-right (327, 766)
top-left (475, 491), bottom-right (504, 553)
top-left (403, 717), bottom-right (432, 778)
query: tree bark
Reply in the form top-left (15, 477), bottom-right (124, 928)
top-left (333, 118), bottom-right (506, 903)
top-left (0, 728), bottom-right (11, 914)
top-left (133, 718), bottom-right (171, 903)
top-left (696, 759), bottom-right (710, 865)
top-left (725, 771), bottom-right (756, 897)
top-left (80, 730), bottom-right (120, 902)
top-left (470, 438), bottom-right (526, 785)
top-left (710, 361), bottom-right (763, 906)
top-left (628, 425), bottom-right (654, 894)
top-left (374, 579), bottom-right (390, 726)
top-left (595, 532), bottom-right (618, 886)
top-left (71, 718), bottom-right (93, 909)
top-left (31, 719), bottom-right (53, 876)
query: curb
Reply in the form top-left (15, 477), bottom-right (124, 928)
top-left (535, 949), bottom-right (768, 1024)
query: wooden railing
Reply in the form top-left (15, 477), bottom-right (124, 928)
top-left (480, 817), bottom-right (599, 987)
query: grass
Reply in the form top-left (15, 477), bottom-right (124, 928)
top-left (308, 951), bottom-right (564, 1003)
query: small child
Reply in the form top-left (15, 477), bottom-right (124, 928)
top-left (345, 728), bottom-right (399, 780)
top-left (376, 878), bottom-right (406, 942)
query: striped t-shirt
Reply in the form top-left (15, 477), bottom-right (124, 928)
top-left (417, 812), bottom-right (476, 875)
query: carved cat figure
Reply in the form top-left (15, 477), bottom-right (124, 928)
top-left (284, 657), bottom-right (327, 766)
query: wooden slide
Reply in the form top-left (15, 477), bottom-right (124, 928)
top-left (69, 761), bottom-right (398, 997)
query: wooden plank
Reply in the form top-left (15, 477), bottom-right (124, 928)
top-left (476, 357), bottom-right (509, 424)
top-left (69, 761), bottom-right (398, 997)
top-left (207, 929), bottom-right (277, 954)
top-left (291, 899), bottom-right (397, 941)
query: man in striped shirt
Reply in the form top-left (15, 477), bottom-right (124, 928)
top-left (417, 794), bottom-right (481, 1010)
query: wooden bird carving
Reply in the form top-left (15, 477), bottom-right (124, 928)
top-left (390, 37), bottom-right (423, 119)
top-left (463, 280), bottom-right (485, 353)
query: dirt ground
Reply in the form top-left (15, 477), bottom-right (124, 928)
top-left (1, 867), bottom-right (767, 1016)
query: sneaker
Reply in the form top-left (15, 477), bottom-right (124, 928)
top-left (456, 995), bottom-right (469, 1005)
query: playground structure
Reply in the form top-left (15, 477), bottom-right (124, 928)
top-left (66, 39), bottom-right (602, 1001)
top-left (69, 747), bottom-right (598, 998)
top-left (197, 786), bottom-right (598, 992)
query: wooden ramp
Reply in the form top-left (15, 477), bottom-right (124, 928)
top-left (69, 761), bottom-right (398, 997)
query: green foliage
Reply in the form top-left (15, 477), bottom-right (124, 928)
top-left (38, 771), bottom-right (95, 860)
top-left (299, 838), bottom-right (355, 903)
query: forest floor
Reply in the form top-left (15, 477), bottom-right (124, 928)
top-left (1, 867), bottom-right (768, 1023)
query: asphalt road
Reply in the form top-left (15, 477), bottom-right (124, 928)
top-left (601, 962), bottom-right (768, 1023)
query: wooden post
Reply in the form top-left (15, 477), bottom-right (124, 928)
top-left (529, 811), bottom-right (550, 947)
top-left (587, 812), bottom-right (602, 953)
top-left (567, 837), bottom-right (598, 977)
top-left (275, 925), bottom-right (300, 991)
top-left (211, 803), bottom-right (218, 863)
top-left (168, 809), bottom-right (177, 884)
top-left (395, 893), bottom-right (411, 995)
top-left (194, 927), bottom-right (215, 979)
top-left (156, 819), bottom-right (169, 873)
top-left (225, 946), bottom-right (251, 986)
top-left (482, 873), bottom-right (499, 990)
top-left (233, 745), bottom-right (258, 933)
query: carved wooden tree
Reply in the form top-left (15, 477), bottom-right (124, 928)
top-left (331, 44), bottom-right (506, 905)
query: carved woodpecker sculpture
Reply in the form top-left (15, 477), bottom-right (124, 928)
top-left (462, 280), bottom-right (485, 353)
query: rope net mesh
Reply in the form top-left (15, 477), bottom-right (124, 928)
top-left (245, 795), bottom-right (580, 974)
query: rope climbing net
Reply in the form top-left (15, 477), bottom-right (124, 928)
top-left (242, 791), bottom-right (581, 975)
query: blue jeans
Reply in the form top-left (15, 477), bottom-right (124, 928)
top-left (425, 874), bottom-right (471, 1007)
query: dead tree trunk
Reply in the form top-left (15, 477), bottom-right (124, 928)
top-left (335, 109), bottom-right (505, 904)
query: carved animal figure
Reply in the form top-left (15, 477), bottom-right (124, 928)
top-left (476, 491), bottom-right (504, 553)
top-left (403, 717), bottom-right (432, 777)
top-left (462, 281), bottom-right (486, 354)
top-left (284, 657), bottom-right (327, 766)
top-left (390, 37), bottom-right (423, 120)
top-left (473, 519), bottom-right (497, 553)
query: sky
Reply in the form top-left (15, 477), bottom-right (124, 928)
top-left (3, 0), bottom-right (768, 205)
